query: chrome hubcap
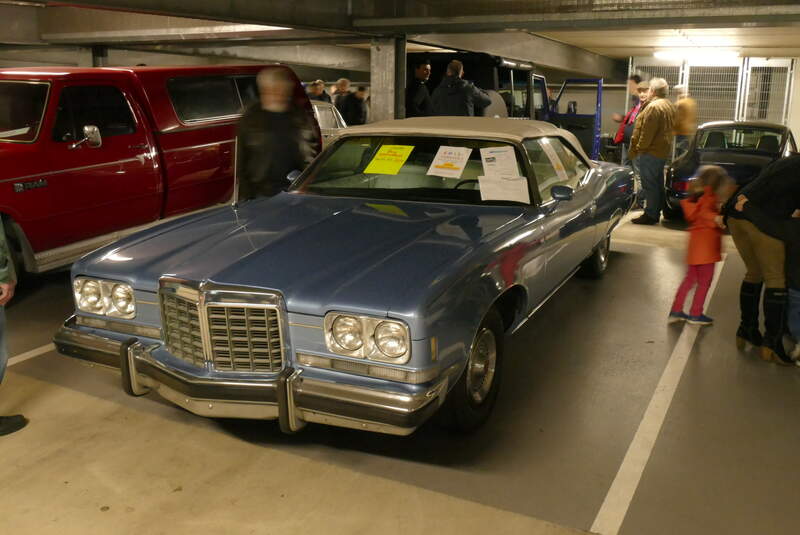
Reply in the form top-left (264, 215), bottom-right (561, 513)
top-left (467, 328), bottom-right (497, 405)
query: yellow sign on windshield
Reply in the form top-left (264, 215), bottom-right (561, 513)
top-left (364, 145), bottom-right (414, 175)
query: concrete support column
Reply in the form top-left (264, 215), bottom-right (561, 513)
top-left (92, 45), bottom-right (109, 67)
top-left (370, 36), bottom-right (406, 122)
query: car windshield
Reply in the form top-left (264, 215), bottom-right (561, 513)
top-left (0, 81), bottom-right (49, 142)
top-left (292, 135), bottom-right (531, 205)
top-left (697, 126), bottom-right (784, 153)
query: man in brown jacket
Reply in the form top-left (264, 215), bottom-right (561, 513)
top-left (628, 77), bottom-right (676, 225)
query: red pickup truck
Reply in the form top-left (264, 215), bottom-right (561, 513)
top-left (0, 65), bottom-right (319, 276)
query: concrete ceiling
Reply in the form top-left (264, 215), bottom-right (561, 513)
top-left (537, 26), bottom-right (800, 59)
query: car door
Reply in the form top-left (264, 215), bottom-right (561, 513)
top-left (41, 82), bottom-right (161, 250)
top-left (523, 137), bottom-right (595, 287)
top-left (313, 102), bottom-right (343, 147)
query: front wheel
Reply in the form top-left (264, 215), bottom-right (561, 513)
top-left (437, 309), bottom-right (504, 432)
top-left (580, 234), bottom-right (610, 279)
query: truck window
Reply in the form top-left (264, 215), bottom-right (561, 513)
top-left (52, 85), bottom-right (136, 142)
top-left (167, 76), bottom-right (241, 122)
top-left (235, 76), bottom-right (258, 110)
top-left (0, 81), bottom-right (49, 143)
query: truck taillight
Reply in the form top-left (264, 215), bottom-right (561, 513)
top-left (672, 180), bottom-right (689, 192)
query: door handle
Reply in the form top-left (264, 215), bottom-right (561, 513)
top-left (129, 143), bottom-right (148, 150)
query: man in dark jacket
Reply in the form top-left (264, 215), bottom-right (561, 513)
top-left (735, 194), bottom-right (800, 359)
top-left (406, 59), bottom-right (434, 118)
top-left (307, 80), bottom-right (331, 103)
top-left (726, 154), bottom-right (800, 364)
top-left (236, 68), bottom-right (316, 200)
top-left (431, 60), bottom-right (492, 117)
top-left (0, 217), bottom-right (27, 436)
top-left (340, 86), bottom-right (368, 126)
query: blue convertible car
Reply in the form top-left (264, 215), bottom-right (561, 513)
top-left (55, 117), bottom-right (634, 435)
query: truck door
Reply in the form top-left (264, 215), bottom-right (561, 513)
top-left (550, 78), bottom-right (603, 161)
top-left (42, 82), bottom-right (161, 250)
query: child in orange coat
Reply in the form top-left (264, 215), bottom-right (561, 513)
top-left (669, 166), bottom-right (734, 325)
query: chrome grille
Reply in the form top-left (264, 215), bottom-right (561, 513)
top-left (160, 292), bottom-right (204, 367)
top-left (207, 305), bottom-right (283, 372)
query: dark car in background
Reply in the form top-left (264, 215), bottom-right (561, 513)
top-left (664, 121), bottom-right (797, 218)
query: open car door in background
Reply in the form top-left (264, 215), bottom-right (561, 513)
top-left (549, 78), bottom-right (603, 161)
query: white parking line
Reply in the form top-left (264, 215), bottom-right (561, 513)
top-left (7, 343), bottom-right (55, 367)
top-left (591, 257), bottom-right (727, 535)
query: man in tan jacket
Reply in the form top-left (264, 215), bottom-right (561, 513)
top-left (628, 77), bottom-right (676, 225)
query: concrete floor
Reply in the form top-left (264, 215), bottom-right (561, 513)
top-left (2, 218), bottom-right (799, 535)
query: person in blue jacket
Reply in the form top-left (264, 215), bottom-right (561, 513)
top-left (0, 218), bottom-right (27, 435)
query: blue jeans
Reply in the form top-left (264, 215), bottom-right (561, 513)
top-left (636, 153), bottom-right (666, 220)
top-left (0, 307), bottom-right (6, 384)
top-left (789, 288), bottom-right (800, 342)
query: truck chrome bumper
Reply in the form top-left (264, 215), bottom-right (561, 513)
top-left (54, 319), bottom-right (448, 436)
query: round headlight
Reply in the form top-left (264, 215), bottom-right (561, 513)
top-left (332, 315), bottom-right (363, 351)
top-left (111, 284), bottom-right (134, 315)
top-left (79, 280), bottom-right (104, 313)
top-left (374, 321), bottom-right (408, 358)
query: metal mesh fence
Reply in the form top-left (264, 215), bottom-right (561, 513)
top-left (744, 66), bottom-right (790, 123)
top-left (633, 65), bottom-right (682, 89)
top-left (687, 66), bottom-right (741, 126)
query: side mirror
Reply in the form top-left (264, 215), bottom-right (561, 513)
top-left (551, 185), bottom-right (574, 202)
top-left (70, 125), bottom-right (102, 149)
top-left (286, 169), bottom-right (302, 183)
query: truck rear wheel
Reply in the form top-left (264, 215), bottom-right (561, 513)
top-left (437, 309), bottom-right (504, 432)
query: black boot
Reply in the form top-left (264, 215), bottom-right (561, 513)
top-left (761, 288), bottom-right (793, 365)
top-left (0, 414), bottom-right (28, 436)
top-left (736, 281), bottom-right (763, 349)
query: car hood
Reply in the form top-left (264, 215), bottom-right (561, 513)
top-left (75, 193), bottom-right (525, 319)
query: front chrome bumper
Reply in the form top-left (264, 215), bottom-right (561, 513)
top-left (54, 318), bottom-right (449, 436)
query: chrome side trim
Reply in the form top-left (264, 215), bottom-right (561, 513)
top-left (0, 157), bottom-right (142, 185)
top-left (161, 139), bottom-right (235, 154)
top-left (31, 203), bottom-right (224, 272)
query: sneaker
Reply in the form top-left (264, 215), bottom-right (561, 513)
top-left (632, 214), bottom-right (659, 225)
top-left (668, 311), bottom-right (687, 323)
top-left (0, 414), bottom-right (28, 436)
top-left (687, 314), bottom-right (714, 326)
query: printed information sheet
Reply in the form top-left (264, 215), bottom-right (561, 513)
top-left (480, 146), bottom-right (520, 177)
top-left (478, 175), bottom-right (530, 204)
top-left (364, 145), bottom-right (415, 175)
top-left (427, 146), bottom-right (473, 178)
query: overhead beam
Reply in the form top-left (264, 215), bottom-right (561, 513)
top-left (44, 0), bottom-right (354, 33)
top-left (1, 4), bottom-right (43, 45)
top-left (127, 43), bottom-right (371, 72)
top-left (413, 32), bottom-right (625, 80)
top-left (39, 7), bottom-right (348, 45)
top-left (355, 5), bottom-right (800, 33)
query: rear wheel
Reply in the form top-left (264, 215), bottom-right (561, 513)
top-left (437, 309), bottom-right (504, 432)
top-left (580, 234), bottom-right (610, 279)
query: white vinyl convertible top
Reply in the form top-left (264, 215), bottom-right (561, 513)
top-left (342, 117), bottom-right (593, 163)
